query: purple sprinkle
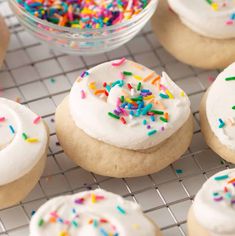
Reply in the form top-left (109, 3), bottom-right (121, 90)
top-left (147, 125), bottom-right (151, 129)
top-left (75, 198), bottom-right (84, 204)
top-left (114, 110), bottom-right (121, 116)
top-left (231, 199), bottom-right (235, 204)
top-left (214, 196), bottom-right (223, 202)
top-left (161, 126), bottom-right (165, 131)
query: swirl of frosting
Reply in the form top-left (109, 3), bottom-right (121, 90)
top-left (30, 189), bottom-right (158, 236)
top-left (193, 169), bottom-right (235, 235)
top-left (168, 0), bottom-right (235, 39)
top-left (206, 62), bottom-right (235, 150)
top-left (0, 98), bottom-right (48, 185)
top-left (69, 59), bottom-right (190, 150)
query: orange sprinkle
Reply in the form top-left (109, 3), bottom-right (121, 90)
top-left (94, 89), bottom-right (106, 95)
top-left (227, 178), bottom-right (235, 184)
top-left (49, 217), bottom-right (56, 223)
top-left (151, 75), bottom-right (161, 85)
top-left (164, 112), bottom-right (169, 120)
top-left (143, 71), bottom-right (155, 82)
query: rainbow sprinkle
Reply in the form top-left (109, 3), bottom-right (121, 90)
top-left (80, 59), bottom-right (180, 137)
top-left (16, 0), bottom-right (150, 29)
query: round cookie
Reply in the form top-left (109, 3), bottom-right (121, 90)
top-left (56, 59), bottom-right (193, 178)
top-left (30, 189), bottom-right (162, 236)
top-left (188, 169), bottom-right (235, 236)
top-left (151, 0), bottom-right (235, 69)
top-left (0, 98), bottom-right (49, 209)
top-left (0, 15), bottom-right (9, 67)
top-left (200, 63), bottom-right (235, 163)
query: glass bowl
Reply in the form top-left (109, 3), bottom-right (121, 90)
top-left (9, 0), bottom-right (158, 55)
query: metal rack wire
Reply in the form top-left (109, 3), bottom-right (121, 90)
top-left (0, 1), bottom-right (230, 235)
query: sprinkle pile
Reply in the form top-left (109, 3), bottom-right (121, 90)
top-left (37, 192), bottom-right (122, 236)
top-left (80, 58), bottom-right (182, 137)
top-left (212, 173), bottom-right (235, 205)
top-left (217, 76), bottom-right (235, 129)
top-left (16, 0), bottom-right (150, 29)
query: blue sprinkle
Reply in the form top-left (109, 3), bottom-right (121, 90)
top-left (141, 104), bottom-right (152, 115)
top-left (9, 125), bottom-right (15, 134)
top-left (150, 116), bottom-right (155, 122)
top-left (218, 118), bottom-right (225, 128)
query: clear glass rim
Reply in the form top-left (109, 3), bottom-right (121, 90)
top-left (10, 0), bottom-right (158, 33)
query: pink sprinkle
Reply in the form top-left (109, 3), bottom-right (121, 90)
top-left (112, 57), bottom-right (126, 67)
top-left (50, 211), bottom-right (58, 218)
top-left (116, 97), bottom-right (121, 107)
top-left (0, 117), bottom-right (5, 122)
top-left (226, 20), bottom-right (233, 25)
top-left (160, 84), bottom-right (167, 91)
top-left (96, 195), bottom-right (105, 200)
top-left (33, 116), bottom-right (41, 124)
top-left (64, 220), bottom-right (70, 225)
top-left (81, 90), bottom-right (86, 99)
top-left (120, 108), bottom-right (129, 116)
top-left (119, 72), bottom-right (125, 80)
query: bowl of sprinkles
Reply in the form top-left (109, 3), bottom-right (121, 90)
top-left (10, 0), bottom-right (158, 54)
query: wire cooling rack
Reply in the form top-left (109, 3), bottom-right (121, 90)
top-left (0, 1), bottom-right (233, 235)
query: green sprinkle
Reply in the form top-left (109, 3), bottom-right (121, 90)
top-left (214, 174), bottom-right (229, 181)
top-left (117, 205), bottom-right (126, 215)
top-left (206, 0), bottom-right (213, 4)
top-left (213, 192), bottom-right (219, 196)
top-left (160, 117), bottom-right (168, 123)
top-left (131, 97), bottom-right (143, 101)
top-left (93, 219), bottom-right (98, 227)
top-left (38, 219), bottom-right (44, 227)
top-left (148, 130), bottom-right (157, 136)
top-left (72, 221), bottom-right (78, 228)
top-left (232, 106), bottom-right (235, 110)
top-left (120, 95), bottom-right (125, 103)
top-left (225, 77), bottom-right (235, 81)
top-left (137, 82), bottom-right (142, 91)
top-left (176, 169), bottom-right (183, 174)
top-left (108, 112), bottom-right (120, 120)
top-left (150, 110), bottom-right (164, 115)
top-left (22, 133), bottom-right (28, 140)
top-left (143, 119), bottom-right (147, 125)
top-left (50, 78), bottom-right (56, 83)
top-left (123, 71), bottom-right (133, 76)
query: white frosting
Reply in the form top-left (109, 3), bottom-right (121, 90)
top-left (30, 189), bottom-right (157, 236)
top-left (193, 169), bottom-right (235, 236)
top-left (168, 0), bottom-right (235, 39)
top-left (0, 98), bottom-right (48, 185)
top-left (69, 59), bottom-right (191, 150)
top-left (206, 62), bottom-right (235, 151)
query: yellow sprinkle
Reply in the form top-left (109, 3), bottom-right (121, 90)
top-left (143, 95), bottom-right (155, 100)
top-left (132, 224), bottom-right (140, 229)
top-left (133, 75), bottom-right (142, 81)
top-left (60, 231), bottom-right (69, 236)
top-left (71, 24), bottom-right (80, 28)
top-left (180, 91), bottom-right (185, 97)
top-left (211, 3), bottom-right (218, 11)
top-left (89, 82), bottom-right (96, 90)
top-left (126, 98), bottom-right (135, 104)
top-left (91, 193), bottom-right (96, 203)
top-left (131, 62), bottom-right (144, 70)
top-left (26, 138), bottom-right (39, 143)
top-left (165, 89), bottom-right (174, 99)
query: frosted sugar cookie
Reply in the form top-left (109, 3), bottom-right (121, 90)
top-left (30, 189), bottom-right (162, 236)
top-left (56, 59), bottom-right (193, 177)
top-left (152, 0), bottom-right (235, 69)
top-left (0, 98), bottom-right (49, 209)
top-left (188, 169), bottom-right (235, 236)
top-left (200, 63), bottom-right (235, 163)
top-left (0, 15), bottom-right (9, 67)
